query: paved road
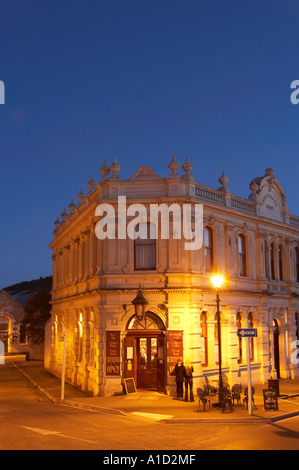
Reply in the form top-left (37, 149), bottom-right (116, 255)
top-left (1, 364), bottom-right (299, 450)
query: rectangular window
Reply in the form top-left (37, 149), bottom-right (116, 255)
top-left (151, 338), bottom-right (157, 369)
top-left (200, 312), bottom-right (208, 367)
top-left (237, 313), bottom-right (242, 364)
top-left (278, 246), bottom-right (283, 281)
top-left (265, 242), bottom-right (270, 279)
top-left (238, 235), bottom-right (246, 276)
top-left (270, 244), bottom-right (275, 280)
top-left (139, 338), bottom-right (147, 369)
top-left (204, 227), bottom-right (213, 272)
top-left (134, 223), bottom-right (156, 271)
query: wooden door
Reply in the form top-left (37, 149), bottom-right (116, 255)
top-left (124, 332), bottom-right (166, 392)
top-left (136, 337), bottom-right (158, 389)
top-left (157, 334), bottom-right (166, 393)
top-left (273, 321), bottom-right (280, 379)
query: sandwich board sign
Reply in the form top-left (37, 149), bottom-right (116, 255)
top-left (263, 389), bottom-right (278, 411)
top-left (124, 378), bottom-right (136, 394)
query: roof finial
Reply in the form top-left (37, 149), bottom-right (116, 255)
top-left (168, 154), bottom-right (180, 179)
top-left (60, 208), bottom-right (68, 221)
top-left (100, 159), bottom-right (110, 181)
top-left (109, 157), bottom-right (121, 181)
top-left (87, 175), bottom-right (96, 191)
top-left (182, 155), bottom-right (195, 180)
top-left (77, 188), bottom-right (85, 203)
top-left (68, 200), bottom-right (76, 213)
top-left (218, 170), bottom-right (230, 193)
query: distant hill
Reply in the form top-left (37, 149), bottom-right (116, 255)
top-left (2, 276), bottom-right (52, 307)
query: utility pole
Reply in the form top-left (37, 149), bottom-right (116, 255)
top-left (237, 323), bottom-right (257, 416)
top-left (246, 320), bottom-right (253, 416)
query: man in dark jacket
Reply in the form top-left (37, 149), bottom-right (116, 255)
top-left (173, 359), bottom-right (185, 399)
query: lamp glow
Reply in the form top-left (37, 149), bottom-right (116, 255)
top-left (210, 274), bottom-right (224, 289)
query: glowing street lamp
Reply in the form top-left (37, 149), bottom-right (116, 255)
top-left (131, 288), bottom-right (148, 321)
top-left (211, 274), bottom-right (224, 289)
top-left (210, 272), bottom-right (224, 408)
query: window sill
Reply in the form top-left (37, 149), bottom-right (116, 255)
top-left (134, 268), bottom-right (156, 272)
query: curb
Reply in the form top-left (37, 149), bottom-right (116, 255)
top-left (61, 400), bottom-right (128, 416)
top-left (11, 362), bottom-right (127, 417)
top-left (161, 418), bottom-right (271, 424)
top-left (11, 362), bottom-right (57, 404)
top-left (11, 362), bottom-right (299, 424)
top-left (270, 410), bottom-right (299, 423)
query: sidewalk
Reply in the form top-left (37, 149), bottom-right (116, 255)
top-left (10, 360), bottom-right (299, 423)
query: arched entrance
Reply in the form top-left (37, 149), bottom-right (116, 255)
top-left (0, 316), bottom-right (10, 353)
top-left (273, 318), bottom-right (280, 379)
top-left (124, 311), bottom-right (166, 393)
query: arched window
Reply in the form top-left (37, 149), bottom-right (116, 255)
top-left (273, 318), bottom-right (280, 378)
top-left (264, 241), bottom-right (270, 279)
top-left (127, 311), bottom-right (165, 331)
top-left (238, 234), bottom-right (246, 276)
top-left (214, 312), bottom-right (221, 366)
top-left (200, 312), bottom-right (208, 366)
top-left (134, 222), bottom-right (156, 271)
top-left (89, 309), bottom-right (95, 367)
top-left (270, 243), bottom-right (275, 280)
top-left (236, 312), bottom-right (242, 363)
top-left (78, 313), bottom-right (83, 362)
top-left (295, 247), bottom-right (299, 283)
top-left (278, 245), bottom-right (283, 281)
top-left (204, 227), bottom-right (213, 272)
top-left (248, 312), bottom-right (254, 361)
top-left (0, 316), bottom-right (10, 353)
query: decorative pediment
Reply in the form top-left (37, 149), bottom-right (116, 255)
top-left (125, 165), bottom-right (163, 182)
top-left (249, 168), bottom-right (288, 222)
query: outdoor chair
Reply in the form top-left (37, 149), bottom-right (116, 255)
top-left (196, 387), bottom-right (212, 412)
top-left (231, 384), bottom-right (242, 406)
top-left (242, 386), bottom-right (257, 410)
top-left (220, 386), bottom-right (234, 413)
top-left (204, 377), bottom-right (217, 395)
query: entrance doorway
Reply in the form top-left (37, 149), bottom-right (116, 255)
top-left (137, 336), bottom-right (158, 389)
top-left (273, 318), bottom-right (280, 379)
top-left (124, 312), bottom-right (166, 393)
top-left (0, 317), bottom-right (9, 353)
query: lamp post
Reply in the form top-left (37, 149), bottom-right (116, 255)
top-left (210, 273), bottom-right (224, 408)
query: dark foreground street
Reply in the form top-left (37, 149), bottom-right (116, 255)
top-left (1, 363), bottom-right (299, 450)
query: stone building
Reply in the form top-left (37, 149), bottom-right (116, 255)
top-left (48, 157), bottom-right (299, 396)
top-left (0, 290), bottom-right (27, 354)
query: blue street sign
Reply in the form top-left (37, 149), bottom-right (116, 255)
top-left (237, 328), bottom-right (257, 338)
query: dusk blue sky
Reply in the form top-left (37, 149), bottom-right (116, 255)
top-left (1, 0), bottom-right (299, 288)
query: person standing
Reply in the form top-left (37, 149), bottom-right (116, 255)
top-left (173, 359), bottom-right (185, 399)
top-left (184, 360), bottom-right (194, 402)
